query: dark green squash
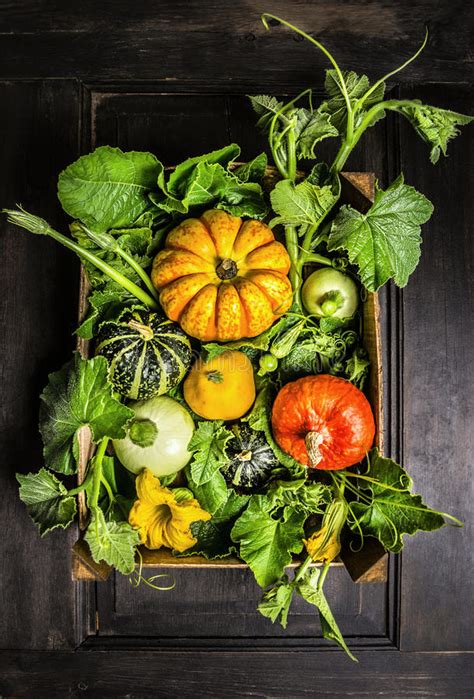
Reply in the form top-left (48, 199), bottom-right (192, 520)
top-left (96, 310), bottom-right (192, 400)
top-left (222, 425), bottom-right (277, 493)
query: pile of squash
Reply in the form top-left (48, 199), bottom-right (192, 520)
top-left (95, 208), bottom-right (374, 490)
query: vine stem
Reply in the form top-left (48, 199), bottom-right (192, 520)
top-left (68, 468), bottom-right (95, 496)
top-left (90, 438), bottom-right (109, 509)
top-left (293, 554), bottom-right (314, 584)
top-left (3, 208), bottom-right (159, 310)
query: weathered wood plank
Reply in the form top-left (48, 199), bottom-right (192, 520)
top-left (397, 84), bottom-right (474, 652)
top-left (0, 80), bottom-right (83, 649)
top-left (0, 0), bottom-right (472, 83)
top-left (0, 649), bottom-right (473, 697)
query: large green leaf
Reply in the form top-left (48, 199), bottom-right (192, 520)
top-left (58, 146), bottom-right (160, 231)
top-left (85, 506), bottom-right (140, 574)
top-left (349, 449), bottom-right (446, 553)
top-left (187, 469), bottom-right (229, 515)
top-left (39, 354), bottom-right (134, 475)
top-left (328, 174), bottom-right (433, 291)
top-left (16, 468), bottom-right (76, 536)
top-left (231, 497), bottom-right (305, 587)
top-left (396, 102), bottom-right (473, 164)
top-left (270, 179), bottom-right (337, 231)
top-left (297, 568), bottom-right (357, 661)
top-left (188, 421), bottom-right (233, 486)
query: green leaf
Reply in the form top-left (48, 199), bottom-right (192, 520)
top-left (297, 568), bottom-right (358, 661)
top-left (320, 70), bottom-right (385, 133)
top-left (396, 102), bottom-right (473, 164)
top-left (151, 161), bottom-right (267, 219)
top-left (270, 179), bottom-right (337, 231)
top-left (249, 95), bottom-right (284, 131)
top-left (85, 506), bottom-right (140, 574)
top-left (188, 421), bottom-right (233, 486)
top-left (258, 576), bottom-right (294, 628)
top-left (187, 469), bottom-right (229, 515)
top-left (178, 519), bottom-right (237, 559)
top-left (39, 354), bottom-right (134, 475)
top-left (58, 146), bottom-right (160, 232)
top-left (349, 450), bottom-right (446, 553)
top-left (266, 478), bottom-right (330, 515)
top-left (295, 109), bottom-right (339, 159)
top-left (217, 179), bottom-right (268, 219)
top-left (328, 174), bottom-right (434, 291)
top-left (344, 348), bottom-right (370, 389)
top-left (76, 288), bottom-right (143, 340)
top-left (167, 144), bottom-right (241, 194)
top-left (231, 497), bottom-right (305, 587)
top-left (233, 153), bottom-right (267, 183)
top-left (16, 468), bottom-right (77, 536)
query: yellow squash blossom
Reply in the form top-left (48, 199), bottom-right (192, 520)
top-left (129, 469), bottom-right (211, 552)
top-left (304, 496), bottom-right (348, 564)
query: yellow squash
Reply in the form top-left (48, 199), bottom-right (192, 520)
top-left (151, 209), bottom-right (292, 342)
top-left (183, 350), bottom-right (256, 420)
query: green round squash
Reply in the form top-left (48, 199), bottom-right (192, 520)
top-left (222, 425), bottom-right (277, 493)
top-left (96, 310), bottom-right (192, 400)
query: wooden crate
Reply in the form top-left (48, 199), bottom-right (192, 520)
top-left (72, 171), bottom-right (386, 584)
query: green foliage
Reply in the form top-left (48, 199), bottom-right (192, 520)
top-left (270, 179), bottom-right (337, 231)
top-left (84, 506), bottom-right (140, 575)
top-left (348, 449), bottom-right (446, 552)
top-left (328, 175), bottom-right (434, 291)
top-left (233, 153), bottom-right (267, 182)
top-left (188, 421), bottom-right (233, 487)
top-left (187, 469), bottom-right (229, 515)
top-left (150, 144), bottom-right (268, 219)
top-left (178, 491), bottom-right (249, 559)
top-left (296, 568), bottom-right (358, 661)
top-left (39, 354), bottom-right (133, 475)
top-left (319, 69), bottom-right (385, 132)
top-left (58, 146), bottom-right (160, 232)
top-left (231, 496), bottom-right (305, 587)
top-left (395, 102), bottom-right (474, 164)
top-left (16, 468), bottom-right (77, 536)
top-left (258, 575), bottom-right (294, 628)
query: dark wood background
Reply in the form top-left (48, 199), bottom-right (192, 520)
top-left (0, 1), bottom-right (472, 696)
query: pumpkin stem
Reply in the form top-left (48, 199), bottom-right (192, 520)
top-left (206, 370), bottom-right (224, 384)
top-left (305, 431), bottom-right (324, 467)
top-left (237, 449), bottom-right (253, 461)
top-left (128, 319), bottom-right (154, 340)
top-left (216, 258), bottom-right (238, 280)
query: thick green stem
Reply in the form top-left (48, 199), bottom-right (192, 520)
top-left (286, 128), bottom-right (297, 182)
top-left (317, 562), bottom-right (331, 590)
top-left (293, 554), bottom-right (314, 584)
top-left (3, 208), bottom-right (159, 310)
top-left (68, 468), bottom-right (95, 496)
top-left (284, 224), bottom-right (301, 306)
top-left (90, 438), bottom-right (109, 509)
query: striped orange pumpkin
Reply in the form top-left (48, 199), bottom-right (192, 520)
top-left (151, 209), bottom-right (292, 342)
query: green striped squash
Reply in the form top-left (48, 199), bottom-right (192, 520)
top-left (96, 310), bottom-right (192, 400)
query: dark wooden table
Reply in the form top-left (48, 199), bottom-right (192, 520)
top-left (0, 2), bottom-right (473, 696)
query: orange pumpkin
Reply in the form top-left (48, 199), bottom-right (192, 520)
top-left (151, 209), bottom-right (292, 342)
top-left (272, 374), bottom-right (375, 470)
